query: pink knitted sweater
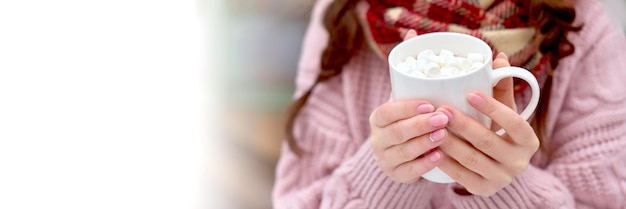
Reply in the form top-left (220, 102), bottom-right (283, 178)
top-left (273, 0), bottom-right (626, 208)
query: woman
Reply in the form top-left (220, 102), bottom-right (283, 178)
top-left (273, 0), bottom-right (626, 208)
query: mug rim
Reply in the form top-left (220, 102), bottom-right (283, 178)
top-left (388, 32), bottom-right (493, 80)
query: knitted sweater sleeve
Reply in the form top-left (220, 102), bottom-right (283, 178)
top-left (445, 1), bottom-right (626, 208)
top-left (541, 2), bottom-right (626, 207)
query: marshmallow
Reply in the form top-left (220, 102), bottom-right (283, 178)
top-left (397, 49), bottom-right (486, 78)
top-left (405, 56), bottom-right (417, 69)
top-left (439, 49), bottom-right (454, 57)
top-left (417, 49), bottom-right (435, 60)
top-left (424, 62), bottom-right (441, 77)
top-left (426, 54), bottom-right (444, 66)
top-left (445, 56), bottom-right (460, 68)
top-left (467, 53), bottom-right (484, 64)
top-left (415, 58), bottom-right (429, 72)
top-left (457, 57), bottom-right (471, 70)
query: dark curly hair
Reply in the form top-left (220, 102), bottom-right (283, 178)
top-left (286, 0), bottom-right (582, 155)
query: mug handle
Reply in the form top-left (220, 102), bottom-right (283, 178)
top-left (490, 66), bottom-right (540, 136)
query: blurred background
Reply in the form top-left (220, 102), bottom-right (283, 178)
top-left (210, 0), bottom-right (314, 209)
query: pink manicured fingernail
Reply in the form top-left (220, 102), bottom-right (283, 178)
top-left (496, 52), bottom-right (508, 61)
top-left (429, 129), bottom-right (445, 142)
top-left (406, 29), bottom-right (417, 37)
top-left (429, 114), bottom-right (448, 127)
top-left (437, 108), bottom-right (453, 121)
top-left (429, 151), bottom-right (441, 162)
top-left (417, 104), bottom-right (435, 114)
top-left (467, 93), bottom-right (485, 106)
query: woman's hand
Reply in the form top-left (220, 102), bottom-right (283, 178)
top-left (369, 100), bottom-right (447, 183)
top-left (368, 29), bottom-right (448, 183)
top-left (435, 67), bottom-right (540, 196)
top-left (434, 52), bottom-right (540, 196)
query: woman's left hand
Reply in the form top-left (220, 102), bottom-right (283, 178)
top-left (435, 90), bottom-right (540, 197)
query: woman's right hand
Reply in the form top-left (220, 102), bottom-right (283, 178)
top-left (369, 100), bottom-right (449, 183)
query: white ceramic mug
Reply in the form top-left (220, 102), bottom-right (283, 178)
top-left (388, 32), bottom-right (540, 183)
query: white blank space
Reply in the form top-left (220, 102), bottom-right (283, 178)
top-left (0, 0), bottom-right (216, 208)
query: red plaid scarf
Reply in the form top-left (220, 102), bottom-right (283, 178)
top-left (365, 0), bottom-right (550, 94)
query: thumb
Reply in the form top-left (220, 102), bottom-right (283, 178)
top-left (403, 29), bottom-right (417, 41)
top-left (492, 52), bottom-right (517, 112)
top-left (493, 52), bottom-right (513, 92)
top-left (493, 52), bottom-right (511, 68)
